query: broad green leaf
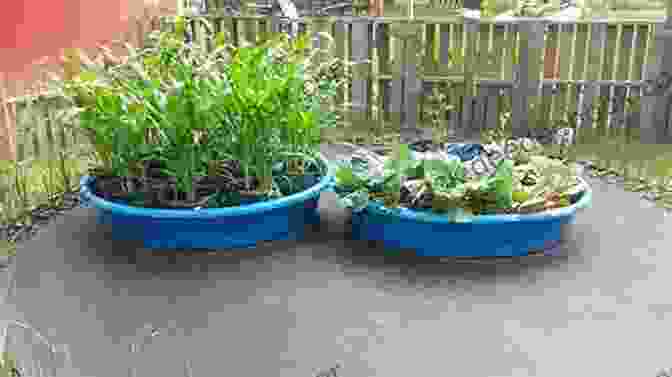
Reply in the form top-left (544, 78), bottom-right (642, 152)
top-left (424, 158), bottom-right (465, 188)
top-left (492, 159), bottom-right (514, 209)
top-left (334, 166), bottom-right (360, 188)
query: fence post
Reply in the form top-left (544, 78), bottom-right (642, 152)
top-left (460, 9), bottom-right (479, 138)
top-left (389, 25), bottom-right (405, 134)
top-left (639, 17), bottom-right (672, 143)
top-left (459, 0), bottom-right (481, 139)
top-left (389, 21), bottom-right (423, 143)
top-left (510, 18), bottom-right (544, 138)
top-left (577, 21), bottom-right (607, 139)
top-left (401, 22), bottom-right (422, 142)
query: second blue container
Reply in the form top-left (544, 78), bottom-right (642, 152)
top-left (349, 179), bottom-right (592, 257)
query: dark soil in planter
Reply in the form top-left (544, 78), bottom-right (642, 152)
top-left (409, 139), bottom-right (437, 153)
top-left (91, 159), bottom-right (325, 209)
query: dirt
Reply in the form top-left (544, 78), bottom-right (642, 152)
top-left (91, 159), bottom-right (324, 209)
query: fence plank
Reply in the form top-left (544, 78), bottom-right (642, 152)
top-left (557, 23), bottom-right (573, 82)
top-left (548, 82), bottom-right (560, 126)
top-left (567, 82), bottom-right (580, 128)
top-left (222, 15), bottom-right (237, 44)
top-left (402, 26), bottom-right (422, 139)
top-left (601, 25), bottom-right (616, 82)
top-left (579, 22), bottom-right (607, 135)
top-left (451, 20), bottom-right (464, 65)
top-left (389, 27), bottom-right (404, 129)
top-left (632, 24), bottom-right (649, 82)
top-left (461, 16), bottom-right (479, 135)
top-left (480, 22), bottom-right (499, 78)
top-left (615, 24), bottom-right (632, 82)
top-left (539, 83), bottom-right (553, 126)
top-left (471, 85), bottom-right (484, 134)
top-left (378, 23), bottom-right (391, 75)
top-left (424, 23), bottom-right (437, 75)
top-left (490, 23), bottom-right (505, 80)
top-left (572, 23), bottom-right (588, 82)
top-left (500, 23), bottom-right (515, 82)
top-left (477, 23), bottom-right (490, 75)
top-left (371, 23), bottom-right (386, 141)
top-left (625, 85), bottom-right (642, 142)
top-left (596, 84), bottom-right (611, 138)
top-left (611, 84), bottom-right (628, 131)
top-left (602, 26), bottom-right (618, 137)
top-left (448, 82), bottom-right (463, 138)
top-left (483, 85), bottom-right (499, 131)
top-left (511, 19), bottom-right (544, 137)
top-left (31, 112), bottom-right (41, 160)
top-left (350, 19), bottom-right (372, 137)
top-left (639, 23), bottom-right (672, 143)
top-left (332, 19), bottom-right (348, 118)
top-left (439, 23), bottom-right (451, 67)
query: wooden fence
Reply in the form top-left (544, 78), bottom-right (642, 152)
top-left (6, 14), bottom-right (672, 165)
top-left (173, 14), bottom-right (672, 145)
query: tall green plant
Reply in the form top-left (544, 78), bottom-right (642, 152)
top-left (43, 18), bottom-right (348, 206)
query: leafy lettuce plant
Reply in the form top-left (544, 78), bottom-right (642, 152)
top-left (333, 156), bottom-right (377, 212)
top-left (513, 155), bottom-right (582, 212)
top-left (333, 142), bottom-right (581, 218)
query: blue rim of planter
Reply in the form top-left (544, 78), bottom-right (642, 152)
top-left (80, 153), bottom-right (335, 219)
top-left (345, 176), bottom-right (592, 224)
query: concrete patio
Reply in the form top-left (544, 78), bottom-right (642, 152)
top-left (2, 146), bottom-right (672, 377)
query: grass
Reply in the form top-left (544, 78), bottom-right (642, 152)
top-left (0, 241), bottom-right (16, 258)
top-left (0, 156), bottom-right (87, 249)
top-left (0, 156), bottom-right (86, 263)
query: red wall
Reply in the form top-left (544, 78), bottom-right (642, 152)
top-left (0, 0), bottom-right (178, 160)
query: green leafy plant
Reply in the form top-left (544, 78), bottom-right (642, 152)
top-left (333, 142), bottom-right (583, 220)
top-left (43, 18), bottom-right (351, 209)
top-left (11, 161), bottom-right (32, 225)
top-left (477, 87), bottom-right (672, 210)
top-left (0, 155), bottom-right (84, 229)
top-left (512, 155), bottom-right (582, 213)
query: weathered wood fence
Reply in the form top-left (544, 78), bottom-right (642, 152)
top-left (6, 13), bottom-right (672, 165)
top-left (175, 14), bottom-right (672, 144)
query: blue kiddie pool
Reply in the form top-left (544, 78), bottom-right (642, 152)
top-left (80, 154), bottom-right (333, 250)
top-left (343, 143), bottom-right (593, 257)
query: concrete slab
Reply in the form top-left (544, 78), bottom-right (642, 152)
top-left (4, 152), bottom-right (672, 377)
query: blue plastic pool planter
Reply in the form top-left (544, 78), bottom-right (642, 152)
top-left (79, 155), bottom-right (334, 250)
top-left (346, 177), bottom-right (592, 257)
